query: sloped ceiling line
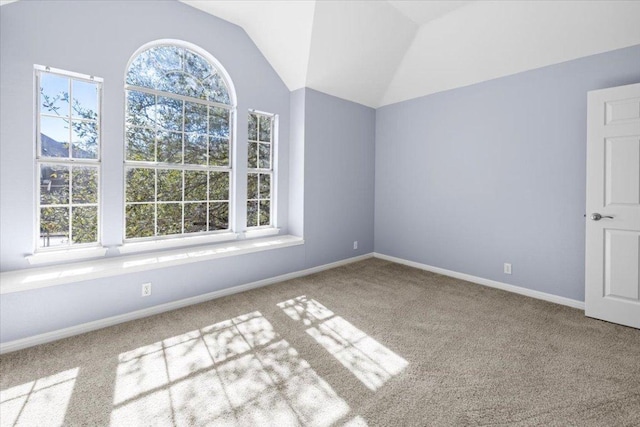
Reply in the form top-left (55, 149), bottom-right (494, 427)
top-left (304, 0), bottom-right (418, 107)
top-left (4, 0), bottom-right (640, 107)
top-left (181, 0), bottom-right (640, 108)
top-left (181, 0), bottom-right (468, 107)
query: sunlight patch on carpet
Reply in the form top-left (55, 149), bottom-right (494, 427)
top-left (278, 296), bottom-right (408, 391)
top-left (0, 368), bottom-right (79, 427)
top-left (110, 311), bottom-right (354, 426)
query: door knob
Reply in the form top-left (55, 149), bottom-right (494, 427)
top-left (590, 213), bottom-right (614, 221)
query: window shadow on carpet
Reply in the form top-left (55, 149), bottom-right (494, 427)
top-left (277, 296), bottom-right (408, 391)
top-left (108, 311), bottom-right (362, 426)
top-left (0, 367), bottom-right (79, 426)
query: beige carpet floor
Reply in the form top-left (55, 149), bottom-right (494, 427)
top-left (1, 258), bottom-right (639, 426)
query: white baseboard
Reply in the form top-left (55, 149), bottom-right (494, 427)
top-left (0, 253), bottom-right (374, 355)
top-left (373, 252), bottom-right (585, 310)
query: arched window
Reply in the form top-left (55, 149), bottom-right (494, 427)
top-left (123, 41), bottom-right (235, 240)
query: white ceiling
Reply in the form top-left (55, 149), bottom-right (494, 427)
top-left (181, 0), bottom-right (640, 108)
top-left (382, 0), bottom-right (640, 106)
top-left (305, 1), bottom-right (416, 108)
top-left (3, 0), bottom-right (639, 107)
top-left (181, 1), bottom-right (316, 92)
top-left (181, 0), bottom-right (467, 106)
top-left (387, 1), bottom-right (471, 25)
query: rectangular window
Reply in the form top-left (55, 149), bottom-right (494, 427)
top-left (36, 66), bottom-right (102, 249)
top-left (123, 90), bottom-right (233, 241)
top-left (247, 111), bottom-right (275, 228)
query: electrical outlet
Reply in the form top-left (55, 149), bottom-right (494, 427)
top-left (353, 241), bottom-right (358, 250)
top-left (503, 263), bottom-right (512, 275)
top-left (142, 282), bottom-right (152, 297)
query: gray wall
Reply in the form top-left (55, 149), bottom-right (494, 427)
top-left (304, 89), bottom-right (376, 267)
top-left (375, 44), bottom-right (640, 302)
top-left (0, 1), bottom-right (376, 343)
top-left (288, 89), bottom-right (306, 238)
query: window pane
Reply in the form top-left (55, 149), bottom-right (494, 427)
top-left (40, 73), bottom-right (69, 117)
top-left (259, 115), bottom-right (271, 142)
top-left (126, 126), bottom-right (155, 162)
top-left (258, 143), bottom-right (270, 169)
top-left (126, 203), bottom-right (154, 239)
top-left (126, 91), bottom-right (155, 127)
top-left (126, 50), bottom-right (155, 88)
top-left (209, 107), bottom-right (229, 139)
top-left (247, 173), bottom-right (258, 200)
top-left (72, 167), bottom-right (98, 204)
top-left (184, 51), bottom-right (212, 83)
top-left (151, 47), bottom-right (184, 94)
top-left (173, 73), bottom-right (203, 100)
top-left (203, 73), bottom-right (230, 105)
top-left (126, 168), bottom-right (155, 202)
top-left (259, 200), bottom-right (270, 226)
top-left (157, 131), bottom-right (183, 164)
top-left (157, 169), bottom-right (182, 202)
top-left (151, 47), bottom-right (193, 98)
top-left (127, 46), bottom-right (231, 104)
top-left (157, 203), bottom-right (182, 235)
top-left (259, 173), bottom-right (271, 199)
top-left (71, 80), bottom-right (98, 120)
top-left (248, 113), bottom-right (258, 141)
top-left (248, 142), bottom-right (258, 169)
top-left (247, 201), bottom-right (258, 227)
top-left (41, 116), bottom-right (70, 157)
top-left (72, 206), bottom-right (97, 244)
top-left (71, 120), bottom-right (98, 159)
top-left (209, 172), bottom-right (229, 201)
top-left (209, 137), bottom-right (229, 167)
top-left (40, 207), bottom-right (69, 248)
top-left (184, 133), bottom-right (207, 165)
top-left (40, 164), bottom-right (69, 205)
top-left (184, 101), bottom-right (207, 133)
top-left (184, 170), bottom-right (207, 201)
top-left (184, 202), bottom-right (207, 233)
top-left (153, 46), bottom-right (183, 72)
top-left (209, 202), bottom-right (229, 230)
top-left (156, 96), bottom-right (183, 131)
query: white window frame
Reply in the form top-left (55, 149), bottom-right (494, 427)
top-left (122, 40), bottom-right (237, 244)
top-left (34, 65), bottom-right (103, 253)
top-left (246, 110), bottom-right (277, 230)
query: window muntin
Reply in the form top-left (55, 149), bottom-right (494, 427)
top-left (247, 112), bottom-right (274, 228)
top-left (124, 44), bottom-right (234, 241)
top-left (126, 45), bottom-right (230, 105)
top-left (36, 66), bottom-right (102, 249)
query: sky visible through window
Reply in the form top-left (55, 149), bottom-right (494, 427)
top-left (40, 73), bottom-right (98, 145)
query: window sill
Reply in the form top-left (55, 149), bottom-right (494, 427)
top-left (244, 227), bottom-right (280, 239)
top-left (1, 235), bottom-right (304, 295)
top-left (117, 232), bottom-right (239, 254)
top-left (26, 246), bottom-right (109, 266)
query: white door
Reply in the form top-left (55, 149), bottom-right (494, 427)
top-left (585, 83), bottom-right (640, 329)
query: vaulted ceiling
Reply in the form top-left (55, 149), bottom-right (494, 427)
top-left (2, 0), bottom-right (639, 107)
top-left (182, 0), bottom-right (640, 108)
